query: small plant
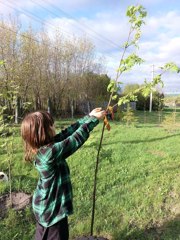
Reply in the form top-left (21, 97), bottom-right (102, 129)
top-left (122, 104), bottom-right (138, 126)
top-left (0, 60), bottom-right (32, 208)
top-left (114, 107), bottom-right (123, 121)
top-left (161, 110), bottom-right (178, 132)
top-left (0, 61), bottom-right (19, 206)
top-left (161, 97), bottom-right (180, 131)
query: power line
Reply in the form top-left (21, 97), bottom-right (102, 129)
top-left (0, 1), bottom-right (122, 75)
top-left (0, 23), bottom-right (60, 53)
top-left (0, 0), bottom-right (73, 39)
top-left (1, 0), bottom-right (147, 79)
top-left (2, 0), bottom-right (121, 53)
top-left (29, 0), bottom-right (91, 35)
top-left (2, 0), bottom-right (121, 51)
top-left (0, 1), bottom-right (123, 55)
top-left (29, 0), bottom-right (122, 50)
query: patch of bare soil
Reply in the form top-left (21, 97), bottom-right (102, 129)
top-left (0, 192), bottom-right (32, 218)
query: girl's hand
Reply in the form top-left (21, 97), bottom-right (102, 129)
top-left (89, 108), bottom-right (106, 120)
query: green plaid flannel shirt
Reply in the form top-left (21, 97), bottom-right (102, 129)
top-left (32, 115), bottom-right (99, 227)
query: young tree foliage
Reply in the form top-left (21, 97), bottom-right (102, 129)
top-left (90, 4), bottom-right (180, 236)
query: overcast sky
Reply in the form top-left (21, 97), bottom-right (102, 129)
top-left (0, 0), bottom-right (180, 94)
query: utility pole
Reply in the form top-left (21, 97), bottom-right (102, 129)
top-left (15, 97), bottom-right (20, 124)
top-left (149, 64), bottom-right (154, 112)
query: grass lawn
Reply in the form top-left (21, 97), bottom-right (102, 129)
top-left (0, 110), bottom-right (180, 240)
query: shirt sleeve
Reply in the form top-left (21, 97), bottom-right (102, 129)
top-left (54, 115), bottom-right (93, 142)
top-left (53, 116), bottom-right (99, 160)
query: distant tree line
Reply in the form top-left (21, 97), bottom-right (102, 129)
top-left (122, 83), bottom-right (164, 111)
top-left (0, 19), bottom-right (110, 119)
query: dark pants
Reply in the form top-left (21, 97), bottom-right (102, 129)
top-left (35, 217), bottom-right (69, 240)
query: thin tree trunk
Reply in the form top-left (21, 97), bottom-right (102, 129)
top-left (71, 100), bottom-right (74, 119)
top-left (15, 97), bottom-right (20, 124)
top-left (90, 123), bottom-right (105, 235)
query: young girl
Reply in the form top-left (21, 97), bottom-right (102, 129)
top-left (21, 108), bottom-right (105, 240)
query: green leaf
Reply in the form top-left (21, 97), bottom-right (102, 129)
top-left (163, 62), bottom-right (180, 73)
top-left (141, 87), bottom-right (151, 97)
top-left (127, 5), bottom-right (147, 27)
top-left (118, 54), bottom-right (144, 73)
top-left (112, 95), bottom-right (118, 100)
top-left (126, 6), bottom-right (135, 17)
top-left (107, 80), bottom-right (118, 93)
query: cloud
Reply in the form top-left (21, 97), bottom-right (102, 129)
top-left (38, 0), bottom-right (122, 13)
top-left (0, 2), bottom-right (14, 16)
top-left (136, 11), bottom-right (180, 75)
top-left (45, 10), bottom-right (129, 53)
top-left (0, 0), bottom-right (179, 94)
top-left (0, 0), bottom-right (39, 25)
top-left (44, 0), bottom-right (93, 11)
top-left (143, 11), bottom-right (180, 40)
top-left (0, 0), bottom-right (35, 14)
top-left (157, 37), bottom-right (180, 63)
top-left (33, 4), bottom-right (180, 94)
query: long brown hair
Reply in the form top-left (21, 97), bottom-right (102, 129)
top-left (21, 111), bottom-right (55, 162)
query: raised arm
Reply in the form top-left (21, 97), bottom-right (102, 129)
top-left (54, 116), bottom-right (92, 142)
top-left (54, 117), bottom-right (98, 159)
top-left (35, 109), bottom-right (106, 177)
top-left (54, 108), bottom-right (106, 159)
top-left (54, 108), bottom-right (106, 142)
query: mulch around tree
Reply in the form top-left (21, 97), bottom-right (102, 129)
top-left (0, 192), bottom-right (32, 218)
top-left (0, 193), bottom-right (109, 240)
